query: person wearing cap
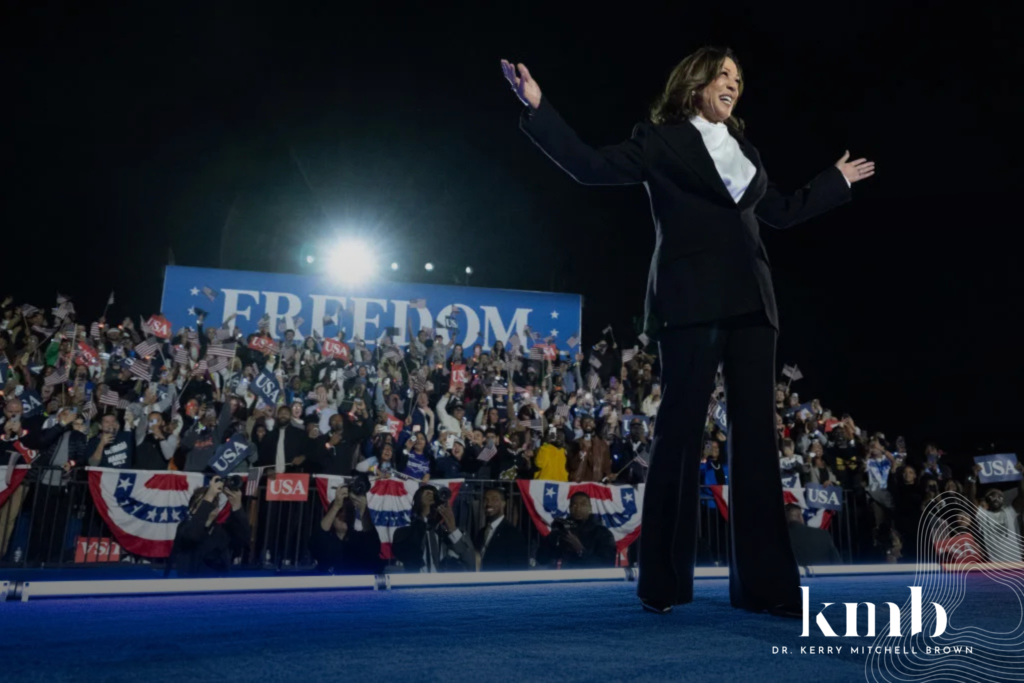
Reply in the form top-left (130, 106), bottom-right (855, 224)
top-left (436, 390), bottom-right (467, 436)
top-left (434, 437), bottom-right (467, 479)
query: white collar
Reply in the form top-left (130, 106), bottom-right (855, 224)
top-left (488, 515), bottom-right (504, 531)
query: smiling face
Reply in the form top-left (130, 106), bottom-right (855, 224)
top-left (696, 56), bottom-right (741, 123)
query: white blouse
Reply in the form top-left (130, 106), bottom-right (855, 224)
top-left (689, 115), bottom-right (757, 204)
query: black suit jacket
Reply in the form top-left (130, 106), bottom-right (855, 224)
top-left (473, 518), bottom-right (528, 571)
top-left (256, 424), bottom-right (310, 469)
top-left (520, 99), bottom-right (851, 335)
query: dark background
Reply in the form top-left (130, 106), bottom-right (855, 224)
top-left (4, 2), bottom-right (1019, 461)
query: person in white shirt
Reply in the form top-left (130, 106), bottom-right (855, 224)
top-left (967, 461), bottom-right (1024, 564)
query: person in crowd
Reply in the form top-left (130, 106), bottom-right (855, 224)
top-left (920, 443), bottom-right (953, 486)
top-left (433, 437), bottom-right (468, 479)
top-left (536, 492), bottom-right (617, 568)
top-left (890, 464), bottom-right (925, 563)
top-left (611, 417), bottom-right (650, 486)
top-left (785, 504), bottom-right (841, 566)
top-left (532, 427), bottom-right (568, 481)
top-left (566, 415), bottom-right (612, 483)
top-left (805, 442), bottom-right (838, 487)
top-left (778, 438), bottom-right (805, 480)
top-left (256, 405), bottom-right (310, 473)
top-left (392, 484), bottom-right (475, 572)
top-left (309, 482), bottom-right (382, 575)
top-left (86, 412), bottom-right (135, 468)
top-left (171, 476), bottom-right (250, 577)
top-left (965, 461), bottom-right (1024, 563)
top-left (474, 486), bottom-right (528, 570)
top-left (180, 400), bottom-right (235, 472)
top-left (312, 410), bottom-right (372, 475)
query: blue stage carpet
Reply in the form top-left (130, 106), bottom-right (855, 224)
top-left (2, 573), bottom-right (1020, 682)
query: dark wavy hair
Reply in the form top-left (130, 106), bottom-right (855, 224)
top-left (649, 46), bottom-right (745, 134)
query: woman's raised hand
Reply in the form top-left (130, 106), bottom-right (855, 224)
top-left (501, 59), bottom-right (542, 109)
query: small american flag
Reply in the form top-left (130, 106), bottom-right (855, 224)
top-left (589, 356), bottom-right (602, 369)
top-left (622, 347), bottom-right (638, 364)
top-left (215, 326), bottom-right (234, 341)
top-left (190, 360), bottom-right (208, 378)
top-left (410, 375), bottom-right (425, 392)
top-left (245, 468), bottom-right (262, 497)
top-left (172, 345), bottom-right (188, 365)
top-left (201, 286), bottom-right (219, 302)
top-left (207, 343), bottom-right (237, 359)
top-left (61, 323), bottom-right (77, 338)
top-left (782, 364), bottom-right (803, 381)
top-left (186, 329), bottom-right (198, 344)
top-left (555, 405), bottom-right (570, 419)
top-left (257, 314), bottom-right (271, 331)
top-left (588, 372), bottom-right (600, 390)
top-left (529, 347), bottom-right (545, 361)
top-left (82, 402), bottom-right (97, 420)
top-left (410, 299), bottom-right (426, 309)
top-left (53, 301), bottom-right (74, 320)
top-left (490, 384), bottom-right (508, 396)
top-left (56, 293), bottom-right (69, 305)
top-left (293, 317), bottom-right (305, 331)
top-left (382, 346), bottom-right (403, 362)
top-left (99, 389), bottom-right (122, 407)
top-left (342, 366), bottom-right (359, 380)
top-left (567, 334), bottom-right (579, 348)
top-left (20, 304), bottom-right (41, 316)
top-left (528, 418), bottom-right (543, 431)
top-left (638, 333), bottom-right (650, 347)
top-left (128, 358), bottom-right (152, 380)
top-left (32, 325), bottom-right (55, 337)
top-left (136, 339), bottom-right (160, 358)
top-left (476, 445), bottom-right (498, 463)
top-left (208, 356), bottom-right (229, 374)
top-left (139, 316), bottom-right (152, 335)
top-left (90, 322), bottom-right (101, 339)
top-left (44, 368), bottom-right (68, 386)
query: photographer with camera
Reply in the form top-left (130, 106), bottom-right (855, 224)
top-left (536, 492), bottom-right (617, 569)
top-left (170, 475), bottom-right (251, 577)
top-left (309, 479), bottom-right (382, 575)
top-left (392, 484), bottom-right (475, 572)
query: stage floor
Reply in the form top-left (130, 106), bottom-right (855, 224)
top-left (2, 573), bottom-right (1021, 682)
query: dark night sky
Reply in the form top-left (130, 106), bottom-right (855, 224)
top-left (4, 3), bottom-right (1021, 459)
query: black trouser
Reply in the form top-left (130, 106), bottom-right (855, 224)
top-left (637, 311), bottom-right (800, 610)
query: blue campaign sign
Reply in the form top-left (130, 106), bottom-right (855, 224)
top-left (974, 453), bottom-right (1021, 484)
top-left (160, 265), bottom-right (583, 351)
top-left (711, 400), bottom-right (727, 432)
top-left (804, 483), bottom-right (843, 511)
top-left (252, 367), bottom-right (283, 407)
top-left (208, 434), bottom-right (252, 475)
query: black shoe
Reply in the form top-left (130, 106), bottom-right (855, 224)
top-left (766, 603), bottom-right (802, 619)
top-left (640, 598), bottom-right (674, 615)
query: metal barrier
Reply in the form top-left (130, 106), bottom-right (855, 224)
top-left (1, 468), bottom-right (865, 573)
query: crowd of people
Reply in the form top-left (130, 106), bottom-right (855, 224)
top-left (1, 291), bottom-right (1020, 575)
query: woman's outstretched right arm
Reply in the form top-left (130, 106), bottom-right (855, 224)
top-left (501, 60), bottom-right (646, 186)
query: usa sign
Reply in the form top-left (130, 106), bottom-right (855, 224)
top-left (266, 473), bottom-right (310, 502)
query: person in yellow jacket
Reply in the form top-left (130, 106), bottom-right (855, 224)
top-left (533, 428), bottom-right (568, 481)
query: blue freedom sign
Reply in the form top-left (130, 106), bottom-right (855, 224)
top-left (160, 265), bottom-right (583, 351)
top-left (974, 454), bottom-right (1021, 484)
top-left (804, 483), bottom-right (843, 511)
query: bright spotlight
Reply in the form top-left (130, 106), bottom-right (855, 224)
top-left (327, 240), bottom-right (377, 283)
top-left (424, 263), bottom-right (434, 272)
top-left (391, 262), bottom-right (399, 271)
top-left (305, 255), bottom-right (315, 264)
top-left (465, 266), bottom-right (473, 275)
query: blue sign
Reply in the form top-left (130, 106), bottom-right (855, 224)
top-left (160, 265), bottom-right (582, 351)
top-left (974, 454), bottom-right (1021, 484)
top-left (19, 388), bottom-right (44, 419)
top-left (252, 367), bottom-right (283, 407)
top-left (209, 434), bottom-right (252, 475)
top-left (711, 400), bottom-right (727, 432)
top-left (804, 483), bottom-right (843, 511)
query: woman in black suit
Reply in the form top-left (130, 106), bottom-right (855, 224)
top-left (500, 47), bottom-right (874, 616)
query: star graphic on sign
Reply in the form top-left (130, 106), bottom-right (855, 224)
top-left (545, 486), bottom-right (557, 498)
top-left (550, 311), bottom-right (559, 319)
top-left (171, 510), bottom-right (182, 522)
top-left (187, 307), bottom-right (196, 316)
top-left (550, 330), bottom-right (559, 337)
top-left (146, 509), bottom-right (157, 521)
top-left (190, 287), bottom-right (199, 296)
top-left (118, 477), bottom-right (132, 491)
top-left (622, 491), bottom-right (634, 503)
top-left (160, 509), bottom-right (169, 523)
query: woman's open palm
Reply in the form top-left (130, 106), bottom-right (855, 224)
top-left (501, 59), bottom-right (542, 109)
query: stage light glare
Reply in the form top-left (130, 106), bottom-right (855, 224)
top-left (425, 262), bottom-right (434, 271)
top-left (391, 262), bottom-right (399, 271)
top-left (305, 255), bottom-right (315, 264)
top-left (327, 241), bottom-right (377, 283)
top-left (465, 266), bottom-right (473, 275)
